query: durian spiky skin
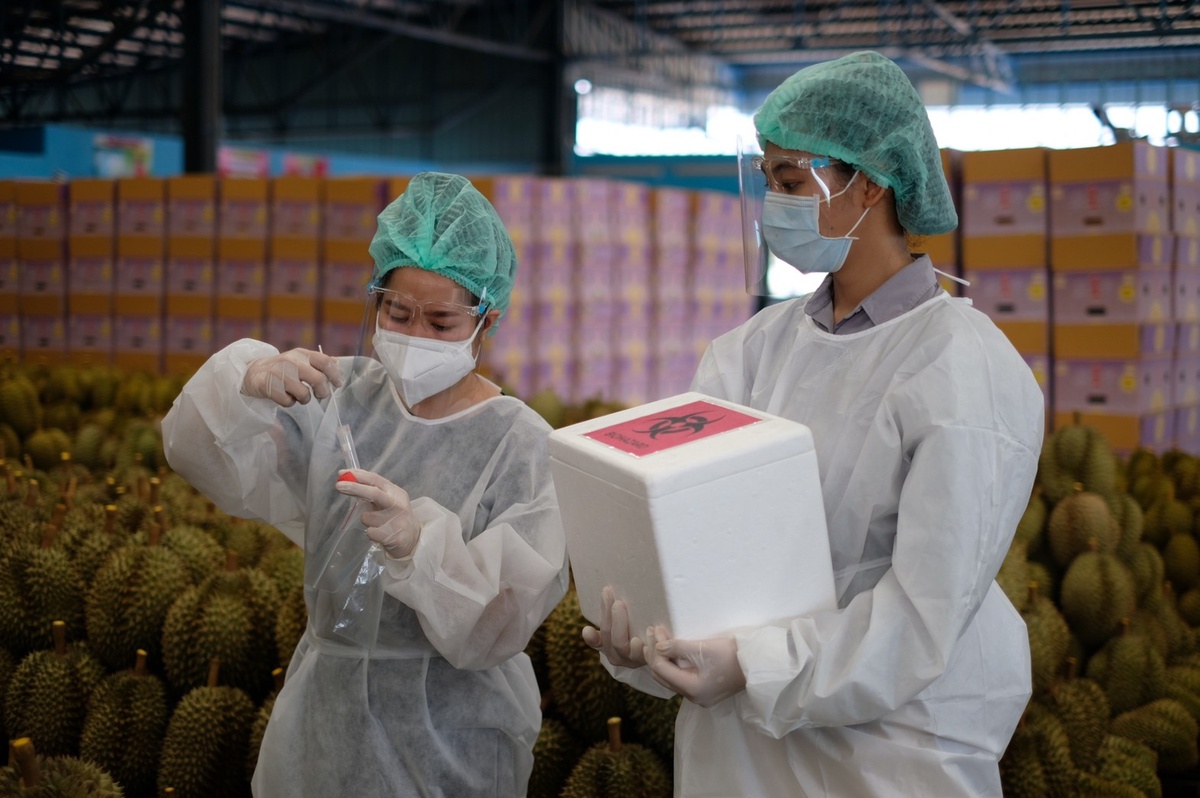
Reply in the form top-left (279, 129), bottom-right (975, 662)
top-left (530, 717), bottom-right (585, 798)
top-left (1023, 590), bottom-right (1070, 695)
top-left (1039, 676), bottom-right (1111, 773)
top-left (1059, 552), bottom-right (1137, 650)
top-left (1047, 492), bottom-right (1119, 567)
top-left (1086, 632), bottom-right (1167, 716)
top-left (545, 590), bottom-right (628, 742)
top-left (1097, 734), bottom-right (1162, 798)
top-left (131, 524), bottom-right (223, 583)
top-left (559, 724), bottom-right (672, 798)
top-left (274, 584), bottom-right (307, 670)
top-left (80, 666), bottom-right (169, 798)
top-left (245, 693), bottom-right (276, 783)
top-left (86, 544), bottom-right (193, 672)
top-left (161, 569), bottom-right (281, 701)
top-left (1110, 698), bottom-right (1200, 774)
top-left (5, 643), bottom-right (106, 757)
top-left (0, 544), bottom-right (86, 655)
top-left (0, 751), bottom-right (125, 797)
top-left (157, 685), bottom-right (256, 798)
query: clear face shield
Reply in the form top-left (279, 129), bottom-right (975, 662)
top-left (304, 272), bottom-right (487, 649)
top-left (738, 137), bottom-right (841, 298)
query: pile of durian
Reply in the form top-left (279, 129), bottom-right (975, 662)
top-left (998, 419), bottom-right (1200, 796)
top-left (0, 361), bottom-right (302, 797)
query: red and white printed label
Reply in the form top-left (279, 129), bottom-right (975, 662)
top-left (584, 400), bottom-right (762, 457)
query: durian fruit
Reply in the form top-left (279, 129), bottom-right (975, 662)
top-left (1110, 698), bottom-right (1200, 773)
top-left (1086, 623), bottom-right (1167, 716)
top-left (1071, 770), bottom-right (1149, 798)
top-left (1142, 494), bottom-right (1192, 549)
top-left (544, 589), bottom-right (628, 742)
top-left (23, 429), bottom-right (72, 473)
top-left (526, 389), bottom-right (567, 429)
top-left (1038, 421), bottom-right (1117, 503)
top-left (274, 584), bottom-right (307, 669)
top-left (131, 523), bottom-right (223, 584)
top-left (1038, 664), bottom-right (1111, 773)
top-left (1, 736), bottom-right (124, 797)
top-left (4, 621), bottom-right (105, 757)
top-left (86, 529), bottom-right (193, 673)
top-left (71, 423), bottom-right (108, 470)
top-left (256, 540), bottom-right (304, 597)
top-left (1014, 489), bottom-right (1048, 552)
top-left (80, 650), bottom-right (169, 798)
top-left (0, 647), bottom-right (13, 743)
top-left (0, 523), bottom-right (86, 654)
top-left (201, 518), bottom-right (271, 569)
top-left (1096, 734), bottom-right (1162, 798)
top-left (245, 668), bottom-right (284, 783)
top-left (1128, 543), bottom-right (1167, 608)
top-left (1107, 493), bottom-right (1145, 561)
top-left (1162, 533), bottom-right (1200, 592)
top-left (157, 659), bottom-right (256, 798)
top-left (621, 687), bottom-right (681, 765)
top-left (999, 716), bottom-right (1050, 798)
top-left (1059, 548), bottom-right (1137, 650)
top-left (1023, 582), bottom-right (1071, 695)
top-left (0, 370), bottom-right (43, 439)
top-left (1164, 664), bottom-right (1200, 723)
top-left (560, 717), bottom-right (672, 798)
top-left (1021, 704), bottom-right (1078, 798)
top-left (529, 716), bottom-right (584, 798)
top-left (996, 541), bottom-right (1032, 611)
top-left (162, 553), bottom-right (282, 701)
top-left (1047, 492), bottom-right (1120, 567)
top-left (1178, 586), bottom-right (1200, 627)
top-left (57, 503), bottom-right (131, 586)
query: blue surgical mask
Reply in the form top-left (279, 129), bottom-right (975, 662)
top-left (761, 173), bottom-right (870, 274)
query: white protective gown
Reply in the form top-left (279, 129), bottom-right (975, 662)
top-left (161, 340), bottom-right (569, 798)
top-left (608, 292), bottom-right (1043, 797)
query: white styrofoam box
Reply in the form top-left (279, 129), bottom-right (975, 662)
top-left (549, 391), bottom-right (836, 640)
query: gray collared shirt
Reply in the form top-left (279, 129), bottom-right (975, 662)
top-left (804, 255), bottom-right (944, 334)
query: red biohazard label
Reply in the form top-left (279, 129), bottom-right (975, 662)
top-left (584, 400), bottom-right (763, 457)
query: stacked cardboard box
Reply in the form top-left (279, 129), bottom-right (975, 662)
top-left (474, 175), bottom-right (538, 398)
top-left (269, 177), bottom-right (321, 353)
top-left (612, 181), bottom-right (653, 405)
top-left (648, 187), bottom-right (693, 400)
top-left (961, 148), bottom-right (1051, 412)
top-left (318, 178), bottom-right (384, 357)
top-left (1049, 141), bottom-right (1175, 452)
top-left (16, 181), bottom-right (67, 366)
top-left (573, 178), bottom-right (618, 402)
top-left (164, 176), bottom-right (216, 374)
top-left (67, 179), bottom-right (116, 365)
top-left (924, 148), bottom-right (963, 292)
top-left (215, 178), bottom-right (268, 350)
top-left (1171, 148), bottom-right (1200, 451)
top-left (530, 178), bottom-right (577, 398)
top-left (0, 181), bottom-right (16, 359)
top-left (690, 190), bottom-right (752, 384)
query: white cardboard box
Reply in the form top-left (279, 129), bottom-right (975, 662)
top-left (548, 391), bottom-right (836, 640)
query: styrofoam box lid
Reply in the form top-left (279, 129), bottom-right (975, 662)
top-left (547, 391), bottom-right (815, 498)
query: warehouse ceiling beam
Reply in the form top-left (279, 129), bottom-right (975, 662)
top-left (237, 0), bottom-right (553, 62)
top-left (267, 29), bottom-right (399, 117)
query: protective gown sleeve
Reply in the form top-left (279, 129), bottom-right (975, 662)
top-left (161, 339), bottom-right (316, 547)
top-left (691, 325), bottom-right (1041, 738)
top-left (379, 427), bottom-right (569, 671)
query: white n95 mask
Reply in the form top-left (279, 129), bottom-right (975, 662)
top-left (761, 175), bottom-right (870, 274)
top-left (374, 318), bottom-right (484, 406)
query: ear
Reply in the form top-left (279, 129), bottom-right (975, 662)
top-left (476, 309), bottom-right (501, 350)
top-left (860, 178), bottom-right (891, 209)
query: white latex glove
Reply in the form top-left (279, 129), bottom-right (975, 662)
top-left (644, 625), bottom-right (746, 707)
top-left (581, 586), bottom-right (647, 669)
top-left (242, 348), bottom-right (341, 407)
top-left (333, 469), bottom-right (422, 559)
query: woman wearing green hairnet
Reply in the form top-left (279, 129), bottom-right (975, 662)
top-left (584, 52), bottom-right (1043, 796)
top-left (163, 172), bottom-right (569, 797)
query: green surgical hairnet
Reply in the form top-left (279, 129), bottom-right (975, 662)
top-left (369, 172), bottom-right (517, 321)
top-left (754, 51), bottom-right (957, 237)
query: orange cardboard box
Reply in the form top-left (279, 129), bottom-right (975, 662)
top-left (117, 178), bottom-right (165, 238)
top-left (271, 177), bottom-right (321, 239)
top-left (219, 179), bottom-right (268, 240)
top-left (16, 181), bottom-right (65, 241)
top-left (69, 179), bottom-right (116, 238)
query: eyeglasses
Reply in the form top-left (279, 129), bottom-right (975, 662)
top-left (752, 154), bottom-right (837, 198)
top-left (370, 286), bottom-right (483, 334)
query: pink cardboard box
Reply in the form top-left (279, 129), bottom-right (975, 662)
top-left (962, 180), bottom-right (1048, 237)
top-left (1052, 270), bottom-right (1171, 324)
top-left (965, 268), bottom-right (1048, 321)
top-left (1054, 356), bottom-right (1174, 414)
top-left (214, 316), bottom-right (265, 351)
top-left (68, 315), bottom-right (112, 361)
top-left (264, 317), bottom-right (317, 353)
top-left (164, 315), bottom-right (213, 355)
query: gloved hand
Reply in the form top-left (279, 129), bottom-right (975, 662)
top-left (333, 468), bottom-right (422, 559)
top-left (242, 348), bottom-right (341, 407)
top-left (644, 625), bottom-right (746, 707)
top-left (581, 586), bottom-right (647, 669)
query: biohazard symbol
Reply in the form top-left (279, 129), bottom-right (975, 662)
top-left (635, 413), bottom-right (724, 440)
